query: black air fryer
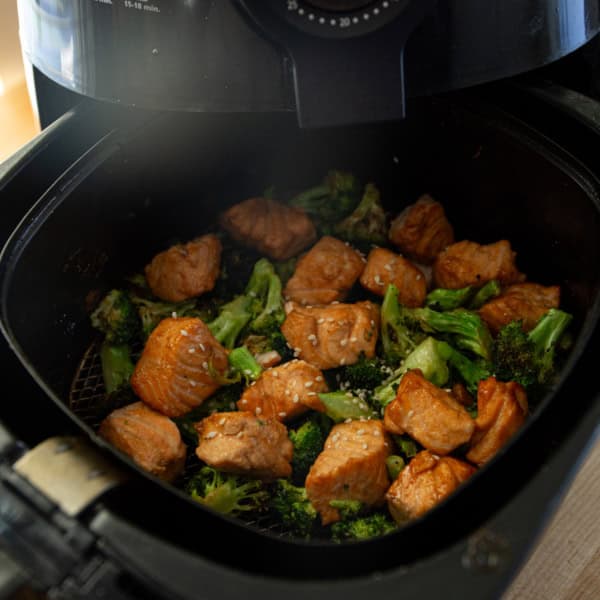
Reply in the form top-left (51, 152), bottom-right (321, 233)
top-left (1, 1), bottom-right (599, 599)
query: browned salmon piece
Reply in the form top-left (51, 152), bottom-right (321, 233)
top-left (99, 402), bottom-right (186, 482)
top-left (195, 411), bottom-right (293, 480)
top-left (383, 370), bottom-right (475, 455)
top-left (284, 236), bottom-right (366, 306)
top-left (131, 317), bottom-right (229, 418)
top-left (433, 240), bottom-right (526, 290)
top-left (386, 450), bottom-right (475, 523)
top-left (388, 195), bottom-right (455, 264)
top-left (144, 234), bottom-right (222, 303)
top-left (219, 197), bottom-right (316, 261)
top-left (479, 283), bottom-right (560, 334)
top-left (466, 377), bottom-right (528, 466)
top-left (281, 301), bottom-right (379, 370)
top-left (237, 359), bottom-right (329, 420)
top-left (360, 247), bottom-right (427, 307)
top-left (306, 420), bottom-right (392, 525)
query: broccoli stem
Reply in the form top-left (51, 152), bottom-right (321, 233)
top-left (317, 391), bottom-right (377, 422)
top-left (468, 280), bottom-right (502, 309)
top-left (207, 295), bottom-right (254, 349)
top-left (425, 286), bottom-right (474, 311)
top-left (437, 340), bottom-right (491, 395)
top-left (380, 284), bottom-right (419, 362)
top-left (228, 346), bottom-right (263, 382)
top-left (100, 342), bottom-right (135, 394)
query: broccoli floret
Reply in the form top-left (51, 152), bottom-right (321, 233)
top-left (186, 466), bottom-right (268, 515)
top-left (227, 346), bottom-right (263, 383)
top-left (289, 414), bottom-right (332, 484)
top-left (207, 294), bottom-right (254, 349)
top-left (385, 455), bottom-right (405, 480)
top-left (91, 289), bottom-right (141, 344)
top-left (99, 342), bottom-right (135, 394)
top-left (425, 286), bottom-right (475, 311)
top-left (335, 354), bottom-right (390, 391)
top-left (245, 258), bottom-right (285, 334)
top-left (437, 340), bottom-right (492, 396)
top-left (271, 479), bottom-right (318, 538)
top-left (331, 513), bottom-right (397, 542)
top-left (273, 257), bottom-right (297, 286)
top-left (288, 170), bottom-right (362, 234)
top-left (494, 309), bottom-right (573, 387)
top-left (380, 284), bottom-right (425, 363)
top-left (333, 182), bottom-right (387, 247)
top-left (318, 391), bottom-right (379, 422)
top-left (242, 332), bottom-right (294, 364)
top-left (329, 499), bottom-right (364, 520)
top-left (468, 280), bottom-right (502, 309)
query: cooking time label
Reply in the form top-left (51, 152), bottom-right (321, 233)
top-left (92, 0), bottom-right (162, 13)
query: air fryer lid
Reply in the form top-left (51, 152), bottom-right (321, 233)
top-left (0, 94), bottom-right (599, 582)
top-left (17, 0), bottom-right (600, 126)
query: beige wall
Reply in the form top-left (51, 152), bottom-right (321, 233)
top-left (0, 0), bottom-right (40, 162)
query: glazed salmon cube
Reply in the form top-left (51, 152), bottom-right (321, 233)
top-left (283, 236), bottom-right (366, 306)
top-left (388, 195), bottom-right (455, 264)
top-left (386, 450), bottom-right (475, 522)
top-left (383, 370), bottom-right (475, 455)
top-left (478, 283), bottom-right (560, 334)
top-left (306, 420), bottom-right (392, 525)
top-left (99, 402), bottom-right (186, 482)
top-left (144, 234), bottom-right (222, 303)
top-left (466, 377), bottom-right (528, 466)
top-left (360, 247), bottom-right (427, 307)
top-left (195, 411), bottom-right (293, 480)
top-left (237, 359), bottom-right (329, 421)
top-left (219, 197), bottom-right (316, 261)
top-left (131, 317), bottom-right (229, 418)
top-left (433, 240), bottom-right (526, 290)
top-left (281, 301), bottom-right (379, 370)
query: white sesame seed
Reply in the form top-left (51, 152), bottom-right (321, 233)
top-left (318, 318), bottom-right (325, 323)
top-left (307, 392), bottom-right (317, 396)
top-left (206, 431), bottom-right (217, 439)
top-left (189, 380), bottom-right (197, 387)
top-left (357, 428), bottom-right (365, 435)
top-left (293, 393), bottom-right (299, 403)
top-left (370, 320), bottom-right (375, 327)
top-left (384, 263), bottom-right (393, 271)
top-left (307, 334), bottom-right (317, 341)
top-left (294, 347), bottom-right (301, 353)
top-left (244, 369), bottom-right (252, 375)
top-left (344, 418), bottom-right (353, 423)
top-left (199, 343), bottom-right (205, 351)
top-left (374, 275), bottom-right (384, 286)
top-left (202, 361), bottom-right (209, 370)
top-left (407, 410), bottom-right (414, 418)
top-left (315, 376), bottom-right (323, 382)
top-left (416, 275), bottom-right (422, 280)
top-left (218, 418), bottom-right (226, 426)
top-left (285, 389), bottom-right (290, 396)
top-left (188, 347), bottom-right (196, 353)
top-left (171, 312), bottom-right (178, 318)
top-left (346, 392), bottom-right (354, 398)
top-left (340, 358), bottom-right (346, 365)
top-left (340, 339), bottom-right (348, 347)
top-left (241, 399), bottom-right (248, 404)
top-left (180, 329), bottom-right (189, 336)
top-left (236, 431), bottom-right (243, 437)
top-left (255, 407), bottom-right (262, 415)
top-left (272, 371), bottom-right (278, 377)
top-left (305, 381), bottom-right (313, 388)
top-left (278, 412), bottom-right (287, 418)
top-left (350, 337), bottom-right (357, 343)
top-left (373, 430), bottom-right (380, 436)
top-left (363, 443), bottom-right (368, 450)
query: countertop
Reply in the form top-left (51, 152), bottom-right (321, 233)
top-left (503, 436), bottom-right (600, 599)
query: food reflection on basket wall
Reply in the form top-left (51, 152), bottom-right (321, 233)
top-left (0, 1), bottom-right (40, 162)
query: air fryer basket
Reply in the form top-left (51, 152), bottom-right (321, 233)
top-left (0, 94), bottom-right (599, 581)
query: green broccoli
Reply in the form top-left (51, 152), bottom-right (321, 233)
top-left (99, 342), bottom-right (135, 394)
top-left (271, 479), bottom-right (318, 538)
top-left (207, 294), bottom-right (254, 349)
top-left (334, 354), bottom-right (390, 392)
top-left (91, 289), bottom-right (141, 344)
top-left (330, 513), bottom-right (397, 542)
top-left (289, 414), bottom-right (332, 484)
top-left (425, 286), bottom-right (475, 311)
top-left (317, 391), bottom-right (379, 423)
top-left (380, 284), bottom-right (425, 363)
top-left (393, 434), bottom-right (419, 460)
top-left (245, 258), bottom-right (285, 334)
top-left (186, 466), bottom-right (269, 515)
top-left (329, 499), bottom-right (364, 520)
top-left (273, 257), bottom-right (297, 286)
top-left (494, 309), bottom-right (573, 387)
top-left (242, 332), bottom-right (294, 363)
top-left (468, 280), bottom-right (502, 309)
top-left (333, 182), bottom-right (387, 247)
top-left (437, 340), bottom-right (492, 396)
top-left (227, 346), bottom-right (263, 383)
top-left (288, 170), bottom-right (362, 234)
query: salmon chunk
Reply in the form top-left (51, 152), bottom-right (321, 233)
top-left (144, 234), bottom-right (221, 303)
top-left (479, 283), bottom-right (560, 334)
top-left (386, 450), bottom-right (475, 523)
top-left (99, 402), bottom-right (186, 482)
top-left (281, 301), bottom-right (379, 370)
top-left (237, 359), bottom-right (329, 420)
top-left (283, 236), bottom-right (366, 306)
top-left (383, 370), bottom-right (475, 455)
top-left (388, 195), bottom-right (455, 264)
top-left (433, 240), bottom-right (526, 290)
top-left (306, 420), bottom-right (392, 525)
top-left (219, 197), bottom-right (316, 261)
top-left (195, 411), bottom-right (293, 480)
top-left (466, 377), bottom-right (528, 466)
top-left (360, 247), bottom-right (427, 307)
top-left (131, 317), bottom-right (229, 418)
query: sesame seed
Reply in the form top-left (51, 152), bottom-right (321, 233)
top-left (236, 431), bottom-right (243, 437)
top-left (373, 430), bottom-right (380, 436)
top-left (374, 275), bottom-right (384, 286)
top-left (278, 412), bottom-right (287, 418)
top-left (294, 347), bottom-right (301, 353)
top-left (305, 381), bottom-right (313, 388)
top-left (188, 347), bottom-right (195, 353)
top-left (244, 369), bottom-right (252, 375)
top-left (293, 394), bottom-right (299, 403)
top-left (307, 392), bottom-right (317, 396)
top-left (317, 318), bottom-right (325, 323)
top-left (416, 275), bottom-right (422, 280)
top-left (171, 312), bottom-right (178, 318)
top-left (285, 389), bottom-right (290, 396)
top-left (202, 361), bottom-right (209, 370)
top-left (384, 263), bottom-right (393, 271)
top-left (340, 339), bottom-right (347, 347)
top-left (363, 443), bottom-right (368, 450)
top-left (189, 381), bottom-right (197, 387)
top-left (272, 371), bottom-right (278, 377)
top-left (346, 392), bottom-right (354, 398)
top-left (240, 399), bottom-right (248, 404)
top-left (370, 320), bottom-right (375, 327)
top-left (255, 407), bottom-right (262, 415)
top-left (205, 431), bottom-right (217, 439)
top-left (350, 337), bottom-right (357, 343)
top-left (180, 329), bottom-right (189, 336)
top-left (307, 334), bottom-right (317, 341)
top-left (315, 375), bottom-right (323, 382)
top-left (339, 358), bottom-right (346, 365)
top-left (199, 343), bottom-right (205, 351)
top-left (218, 418), bottom-right (226, 426)
top-left (357, 428), bottom-right (365, 435)
top-left (407, 410), bottom-right (414, 418)
top-left (344, 418), bottom-right (353, 423)
top-left (327, 317), bottom-right (335, 322)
